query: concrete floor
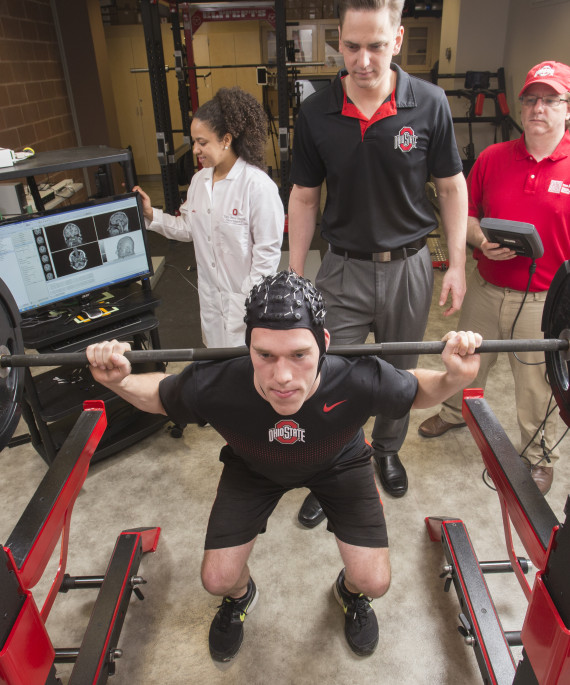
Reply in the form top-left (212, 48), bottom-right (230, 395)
top-left (1, 220), bottom-right (569, 683)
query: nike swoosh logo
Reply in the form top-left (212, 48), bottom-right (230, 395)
top-left (323, 400), bottom-right (347, 413)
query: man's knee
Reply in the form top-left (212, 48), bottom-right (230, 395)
top-left (201, 544), bottom-right (254, 596)
top-left (201, 553), bottom-right (240, 596)
top-left (345, 551), bottom-right (391, 598)
top-left (355, 568), bottom-right (391, 599)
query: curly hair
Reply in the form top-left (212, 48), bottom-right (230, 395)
top-left (194, 87), bottom-right (268, 170)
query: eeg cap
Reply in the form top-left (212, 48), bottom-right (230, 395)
top-left (244, 270), bottom-right (326, 357)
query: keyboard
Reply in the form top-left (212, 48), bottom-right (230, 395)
top-left (21, 286), bottom-right (161, 349)
top-left (46, 313), bottom-right (158, 353)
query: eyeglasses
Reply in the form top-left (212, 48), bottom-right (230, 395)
top-left (519, 95), bottom-right (569, 108)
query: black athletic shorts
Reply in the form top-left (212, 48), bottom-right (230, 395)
top-left (204, 444), bottom-right (388, 550)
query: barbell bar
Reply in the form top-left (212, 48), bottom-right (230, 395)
top-left (0, 336), bottom-right (569, 370)
top-left (1, 259), bottom-right (570, 453)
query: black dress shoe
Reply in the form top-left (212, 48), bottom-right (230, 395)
top-left (374, 453), bottom-right (408, 498)
top-left (298, 492), bottom-right (326, 528)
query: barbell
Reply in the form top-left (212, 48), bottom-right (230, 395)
top-left (1, 261), bottom-right (570, 452)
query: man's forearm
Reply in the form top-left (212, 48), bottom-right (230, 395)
top-left (434, 173), bottom-right (468, 270)
top-left (466, 216), bottom-right (485, 249)
top-left (411, 368), bottom-right (471, 409)
top-left (287, 185), bottom-right (320, 276)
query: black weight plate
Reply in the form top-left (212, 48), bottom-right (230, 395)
top-left (0, 277), bottom-right (24, 451)
top-left (542, 260), bottom-right (570, 428)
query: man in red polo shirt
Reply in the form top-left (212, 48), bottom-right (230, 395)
top-left (288, 0), bottom-right (467, 521)
top-left (419, 61), bottom-right (570, 495)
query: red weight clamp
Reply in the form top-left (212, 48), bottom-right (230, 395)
top-left (475, 93), bottom-right (485, 116)
top-left (497, 92), bottom-right (510, 116)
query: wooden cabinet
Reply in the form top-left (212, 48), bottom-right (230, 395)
top-left (104, 24), bottom-right (184, 176)
top-left (394, 17), bottom-right (441, 74)
top-left (320, 20), bottom-right (344, 73)
top-left (193, 21), bottom-right (264, 97)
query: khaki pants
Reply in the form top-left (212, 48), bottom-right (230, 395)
top-left (440, 268), bottom-right (560, 465)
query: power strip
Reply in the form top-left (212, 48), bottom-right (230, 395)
top-left (26, 179), bottom-right (79, 211)
top-left (52, 178), bottom-right (73, 192)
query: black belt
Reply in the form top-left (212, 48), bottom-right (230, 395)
top-left (328, 237), bottom-right (427, 262)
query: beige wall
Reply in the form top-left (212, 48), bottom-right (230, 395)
top-left (439, 0), bottom-right (570, 161)
top-left (504, 0), bottom-right (570, 113)
top-left (438, 0), bottom-right (511, 161)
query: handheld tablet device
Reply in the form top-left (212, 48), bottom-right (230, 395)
top-left (480, 218), bottom-right (544, 259)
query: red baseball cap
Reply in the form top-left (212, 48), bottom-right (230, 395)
top-left (519, 61), bottom-right (570, 96)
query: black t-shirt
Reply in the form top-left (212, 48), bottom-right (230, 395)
top-left (159, 355), bottom-right (418, 487)
top-left (290, 64), bottom-right (463, 252)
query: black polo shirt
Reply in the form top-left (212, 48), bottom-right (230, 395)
top-left (290, 64), bottom-right (463, 252)
top-left (158, 354), bottom-right (417, 487)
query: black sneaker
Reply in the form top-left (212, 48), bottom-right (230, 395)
top-left (333, 569), bottom-right (378, 656)
top-left (209, 578), bottom-right (259, 662)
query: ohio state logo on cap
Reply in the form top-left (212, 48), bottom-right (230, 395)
top-left (268, 419), bottom-right (306, 444)
top-left (534, 65), bottom-right (555, 78)
top-left (394, 126), bottom-right (418, 152)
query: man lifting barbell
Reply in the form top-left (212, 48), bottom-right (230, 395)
top-left (83, 270), bottom-right (482, 662)
top-left (1, 267), bottom-right (570, 659)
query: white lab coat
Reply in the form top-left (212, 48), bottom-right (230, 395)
top-left (146, 158), bottom-right (284, 347)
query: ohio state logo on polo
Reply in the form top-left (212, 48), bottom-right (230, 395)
top-left (394, 126), bottom-right (418, 152)
top-left (268, 419), bottom-right (306, 444)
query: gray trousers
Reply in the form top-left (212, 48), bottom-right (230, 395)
top-left (316, 246), bottom-right (434, 455)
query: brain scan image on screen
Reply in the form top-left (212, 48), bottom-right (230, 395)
top-left (0, 194), bottom-right (152, 313)
top-left (63, 223), bottom-right (83, 248)
top-left (108, 211), bottom-right (129, 236)
top-left (69, 248), bottom-right (87, 271)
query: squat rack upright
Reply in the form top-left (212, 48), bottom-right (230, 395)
top-left (137, 0), bottom-right (291, 213)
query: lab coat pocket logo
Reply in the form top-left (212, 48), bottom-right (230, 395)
top-left (223, 210), bottom-right (247, 226)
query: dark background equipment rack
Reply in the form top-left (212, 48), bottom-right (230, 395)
top-left (0, 146), bottom-right (168, 465)
top-left (431, 66), bottom-right (523, 175)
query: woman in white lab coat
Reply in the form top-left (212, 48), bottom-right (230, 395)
top-left (134, 87), bottom-right (284, 348)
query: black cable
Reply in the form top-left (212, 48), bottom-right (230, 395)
top-left (481, 468), bottom-right (496, 491)
top-left (519, 394), bottom-right (556, 459)
top-left (476, 253), bottom-right (567, 488)
top-left (508, 258), bottom-right (568, 461)
top-left (510, 260), bottom-right (542, 365)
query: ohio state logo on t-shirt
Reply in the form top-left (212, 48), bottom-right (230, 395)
top-left (394, 126), bottom-right (418, 152)
top-left (268, 419), bottom-right (306, 444)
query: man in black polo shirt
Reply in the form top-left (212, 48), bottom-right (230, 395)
top-left (86, 271), bottom-right (481, 662)
top-left (288, 0), bottom-right (467, 515)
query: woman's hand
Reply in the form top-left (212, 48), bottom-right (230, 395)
top-left (132, 185), bottom-right (153, 222)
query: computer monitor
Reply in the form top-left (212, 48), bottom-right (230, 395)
top-left (294, 77), bottom-right (332, 103)
top-left (0, 192), bottom-right (153, 315)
